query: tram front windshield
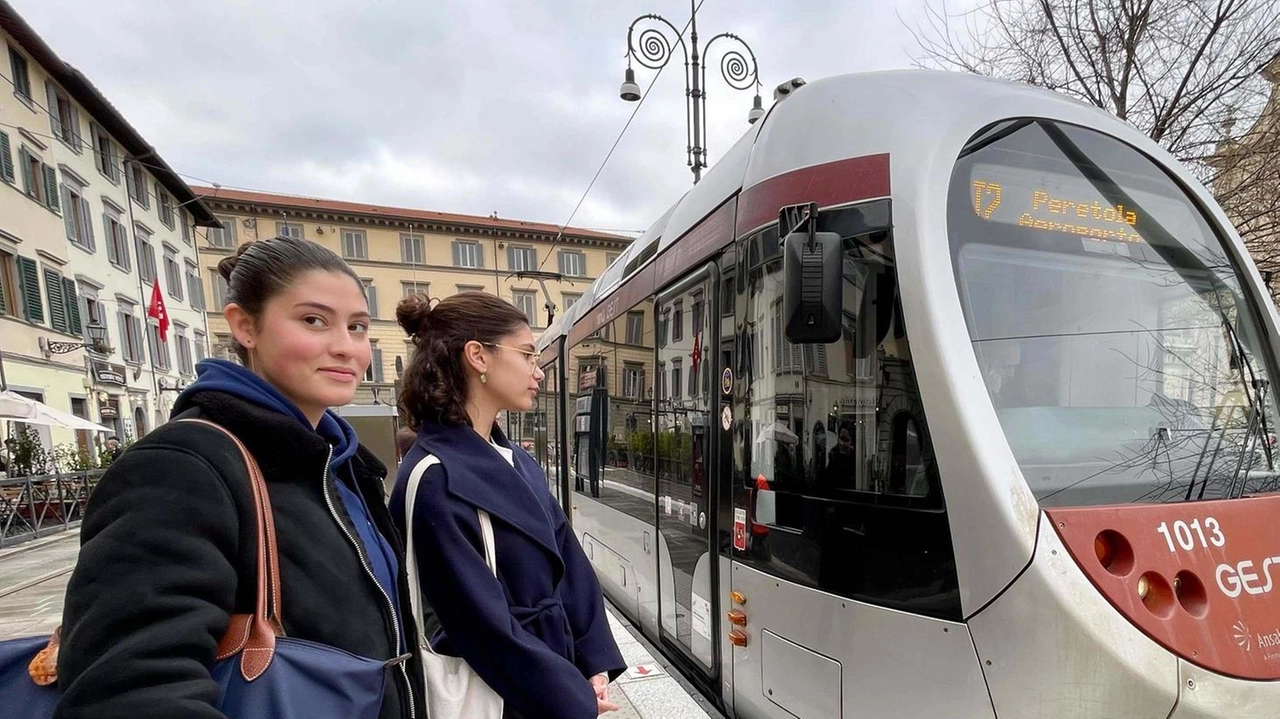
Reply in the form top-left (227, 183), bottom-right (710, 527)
top-left (948, 119), bottom-right (1280, 507)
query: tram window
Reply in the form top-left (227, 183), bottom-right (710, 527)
top-left (949, 119), bottom-right (1280, 506)
top-left (738, 217), bottom-right (959, 620)
top-left (569, 301), bottom-right (656, 525)
top-left (535, 358), bottom-right (561, 499)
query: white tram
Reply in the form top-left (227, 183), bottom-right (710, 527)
top-left (530, 70), bottom-right (1280, 718)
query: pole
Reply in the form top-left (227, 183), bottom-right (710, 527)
top-left (688, 0), bottom-right (702, 183)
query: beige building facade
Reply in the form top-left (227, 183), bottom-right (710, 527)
top-left (0, 1), bottom-right (217, 460)
top-left (192, 187), bottom-right (631, 410)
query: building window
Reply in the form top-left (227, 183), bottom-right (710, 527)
top-left (105, 207), bottom-right (130, 271)
top-left (623, 363), bottom-right (644, 400)
top-left (513, 290), bottom-right (537, 325)
top-left (211, 271), bottom-right (228, 310)
top-left (456, 284), bottom-right (485, 293)
top-left (118, 305), bottom-right (144, 364)
top-left (176, 330), bottom-right (193, 375)
top-left (46, 82), bottom-right (82, 151)
top-left (672, 300), bottom-right (684, 342)
top-left (180, 210), bottom-right (191, 244)
top-left (136, 230), bottom-right (157, 283)
top-left (164, 248), bottom-right (183, 301)
top-left (362, 279), bottom-right (378, 318)
top-left (62, 178), bottom-right (95, 252)
top-left (452, 240), bottom-right (482, 268)
top-left (0, 251), bottom-right (18, 317)
top-left (127, 164), bottom-right (149, 209)
top-left (79, 287), bottom-right (104, 345)
top-left (670, 358), bottom-right (682, 401)
top-left (90, 124), bottom-right (120, 182)
top-left (8, 45), bottom-right (31, 99)
top-left (626, 311), bottom-right (644, 345)
top-left (606, 252), bottom-right (621, 267)
top-left (276, 222), bottom-right (303, 240)
top-left (364, 343), bottom-right (384, 382)
top-left (342, 230), bottom-right (367, 259)
top-left (157, 188), bottom-right (175, 229)
top-left (208, 217), bottom-right (236, 248)
top-left (558, 250), bottom-right (585, 277)
top-left (18, 147), bottom-right (59, 212)
top-left (563, 293), bottom-right (581, 310)
top-left (193, 331), bottom-right (207, 362)
top-left (0, 131), bottom-right (15, 185)
top-left (11, 255), bottom-right (42, 324)
top-left (147, 323), bottom-right (170, 370)
top-left (402, 280), bottom-right (429, 298)
top-left (508, 246), bottom-right (536, 272)
top-left (401, 233), bottom-right (425, 264)
top-left (186, 261), bottom-right (204, 310)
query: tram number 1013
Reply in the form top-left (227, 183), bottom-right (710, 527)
top-left (1156, 518), bottom-right (1227, 553)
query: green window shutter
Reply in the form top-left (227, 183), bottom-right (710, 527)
top-left (46, 81), bottom-right (61, 138)
top-left (61, 185), bottom-right (75, 239)
top-left (19, 147), bottom-right (33, 196)
top-left (63, 277), bottom-right (82, 335)
top-left (0, 132), bottom-right (13, 183)
top-left (80, 198), bottom-right (95, 251)
top-left (16, 256), bottom-right (43, 324)
top-left (43, 165), bottom-right (59, 212)
top-left (45, 268), bottom-right (67, 333)
top-left (0, 262), bottom-right (7, 316)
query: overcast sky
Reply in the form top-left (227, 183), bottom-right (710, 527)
top-left (18, 0), bottom-right (951, 235)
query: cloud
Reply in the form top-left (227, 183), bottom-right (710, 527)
top-left (16, 0), bottom-right (937, 233)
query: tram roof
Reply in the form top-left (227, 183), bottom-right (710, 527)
top-left (536, 69), bottom-right (1137, 352)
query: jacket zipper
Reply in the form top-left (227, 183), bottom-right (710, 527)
top-left (320, 446), bottom-right (417, 719)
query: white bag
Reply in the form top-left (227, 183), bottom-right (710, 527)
top-left (404, 455), bottom-right (505, 719)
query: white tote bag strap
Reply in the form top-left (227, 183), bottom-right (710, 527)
top-left (403, 455), bottom-right (498, 655)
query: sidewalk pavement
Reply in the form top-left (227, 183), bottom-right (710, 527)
top-left (0, 528), bottom-right (713, 719)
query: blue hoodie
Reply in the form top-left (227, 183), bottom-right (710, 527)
top-left (178, 360), bottom-right (402, 648)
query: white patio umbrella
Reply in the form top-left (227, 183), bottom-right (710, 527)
top-left (0, 390), bottom-right (111, 433)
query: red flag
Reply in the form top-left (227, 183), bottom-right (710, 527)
top-left (147, 281), bottom-right (169, 342)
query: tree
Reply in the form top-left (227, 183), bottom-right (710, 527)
top-left (912, 0), bottom-right (1280, 293)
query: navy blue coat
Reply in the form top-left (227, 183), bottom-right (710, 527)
top-left (390, 421), bottom-right (625, 719)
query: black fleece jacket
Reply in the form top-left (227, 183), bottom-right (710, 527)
top-left (53, 390), bottom-right (423, 719)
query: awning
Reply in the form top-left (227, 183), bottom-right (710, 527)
top-left (0, 390), bottom-right (112, 433)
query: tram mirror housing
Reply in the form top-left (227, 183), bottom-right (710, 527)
top-left (783, 228), bottom-right (843, 343)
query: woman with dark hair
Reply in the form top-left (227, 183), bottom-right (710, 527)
top-left (55, 236), bottom-right (421, 719)
top-left (393, 291), bottom-right (624, 719)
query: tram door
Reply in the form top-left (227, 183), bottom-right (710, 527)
top-left (654, 264), bottom-right (721, 681)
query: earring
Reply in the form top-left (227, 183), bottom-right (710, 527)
top-left (480, 373), bottom-right (488, 384)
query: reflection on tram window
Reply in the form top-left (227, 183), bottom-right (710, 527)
top-left (737, 216), bottom-right (959, 620)
top-left (569, 301), bottom-right (656, 525)
top-left (534, 359), bottom-right (561, 500)
top-left (949, 120), bottom-right (1280, 507)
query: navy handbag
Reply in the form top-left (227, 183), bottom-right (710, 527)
top-left (0, 419), bottom-right (397, 719)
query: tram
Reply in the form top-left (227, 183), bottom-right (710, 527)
top-left (530, 70), bottom-right (1280, 718)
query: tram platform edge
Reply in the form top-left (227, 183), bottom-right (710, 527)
top-left (604, 599), bottom-right (727, 719)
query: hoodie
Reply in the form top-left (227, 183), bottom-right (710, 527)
top-left (178, 359), bottom-right (402, 641)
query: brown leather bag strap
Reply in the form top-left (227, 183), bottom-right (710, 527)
top-left (180, 418), bottom-right (281, 681)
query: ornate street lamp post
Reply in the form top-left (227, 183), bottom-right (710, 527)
top-left (620, 1), bottom-right (763, 183)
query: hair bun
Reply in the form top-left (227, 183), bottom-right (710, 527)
top-left (216, 241), bottom-right (257, 282)
top-left (396, 292), bottom-right (437, 338)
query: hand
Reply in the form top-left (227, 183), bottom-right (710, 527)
top-left (592, 673), bottom-right (618, 714)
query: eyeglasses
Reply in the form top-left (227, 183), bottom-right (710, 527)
top-left (484, 342), bottom-right (540, 368)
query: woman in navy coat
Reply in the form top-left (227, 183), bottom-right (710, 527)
top-left (390, 291), bottom-right (625, 719)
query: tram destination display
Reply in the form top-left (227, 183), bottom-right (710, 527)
top-left (966, 163), bottom-right (1196, 247)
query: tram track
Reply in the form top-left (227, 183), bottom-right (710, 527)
top-left (0, 564), bottom-right (75, 601)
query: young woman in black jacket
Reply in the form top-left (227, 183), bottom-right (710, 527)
top-left (54, 236), bottom-right (421, 719)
